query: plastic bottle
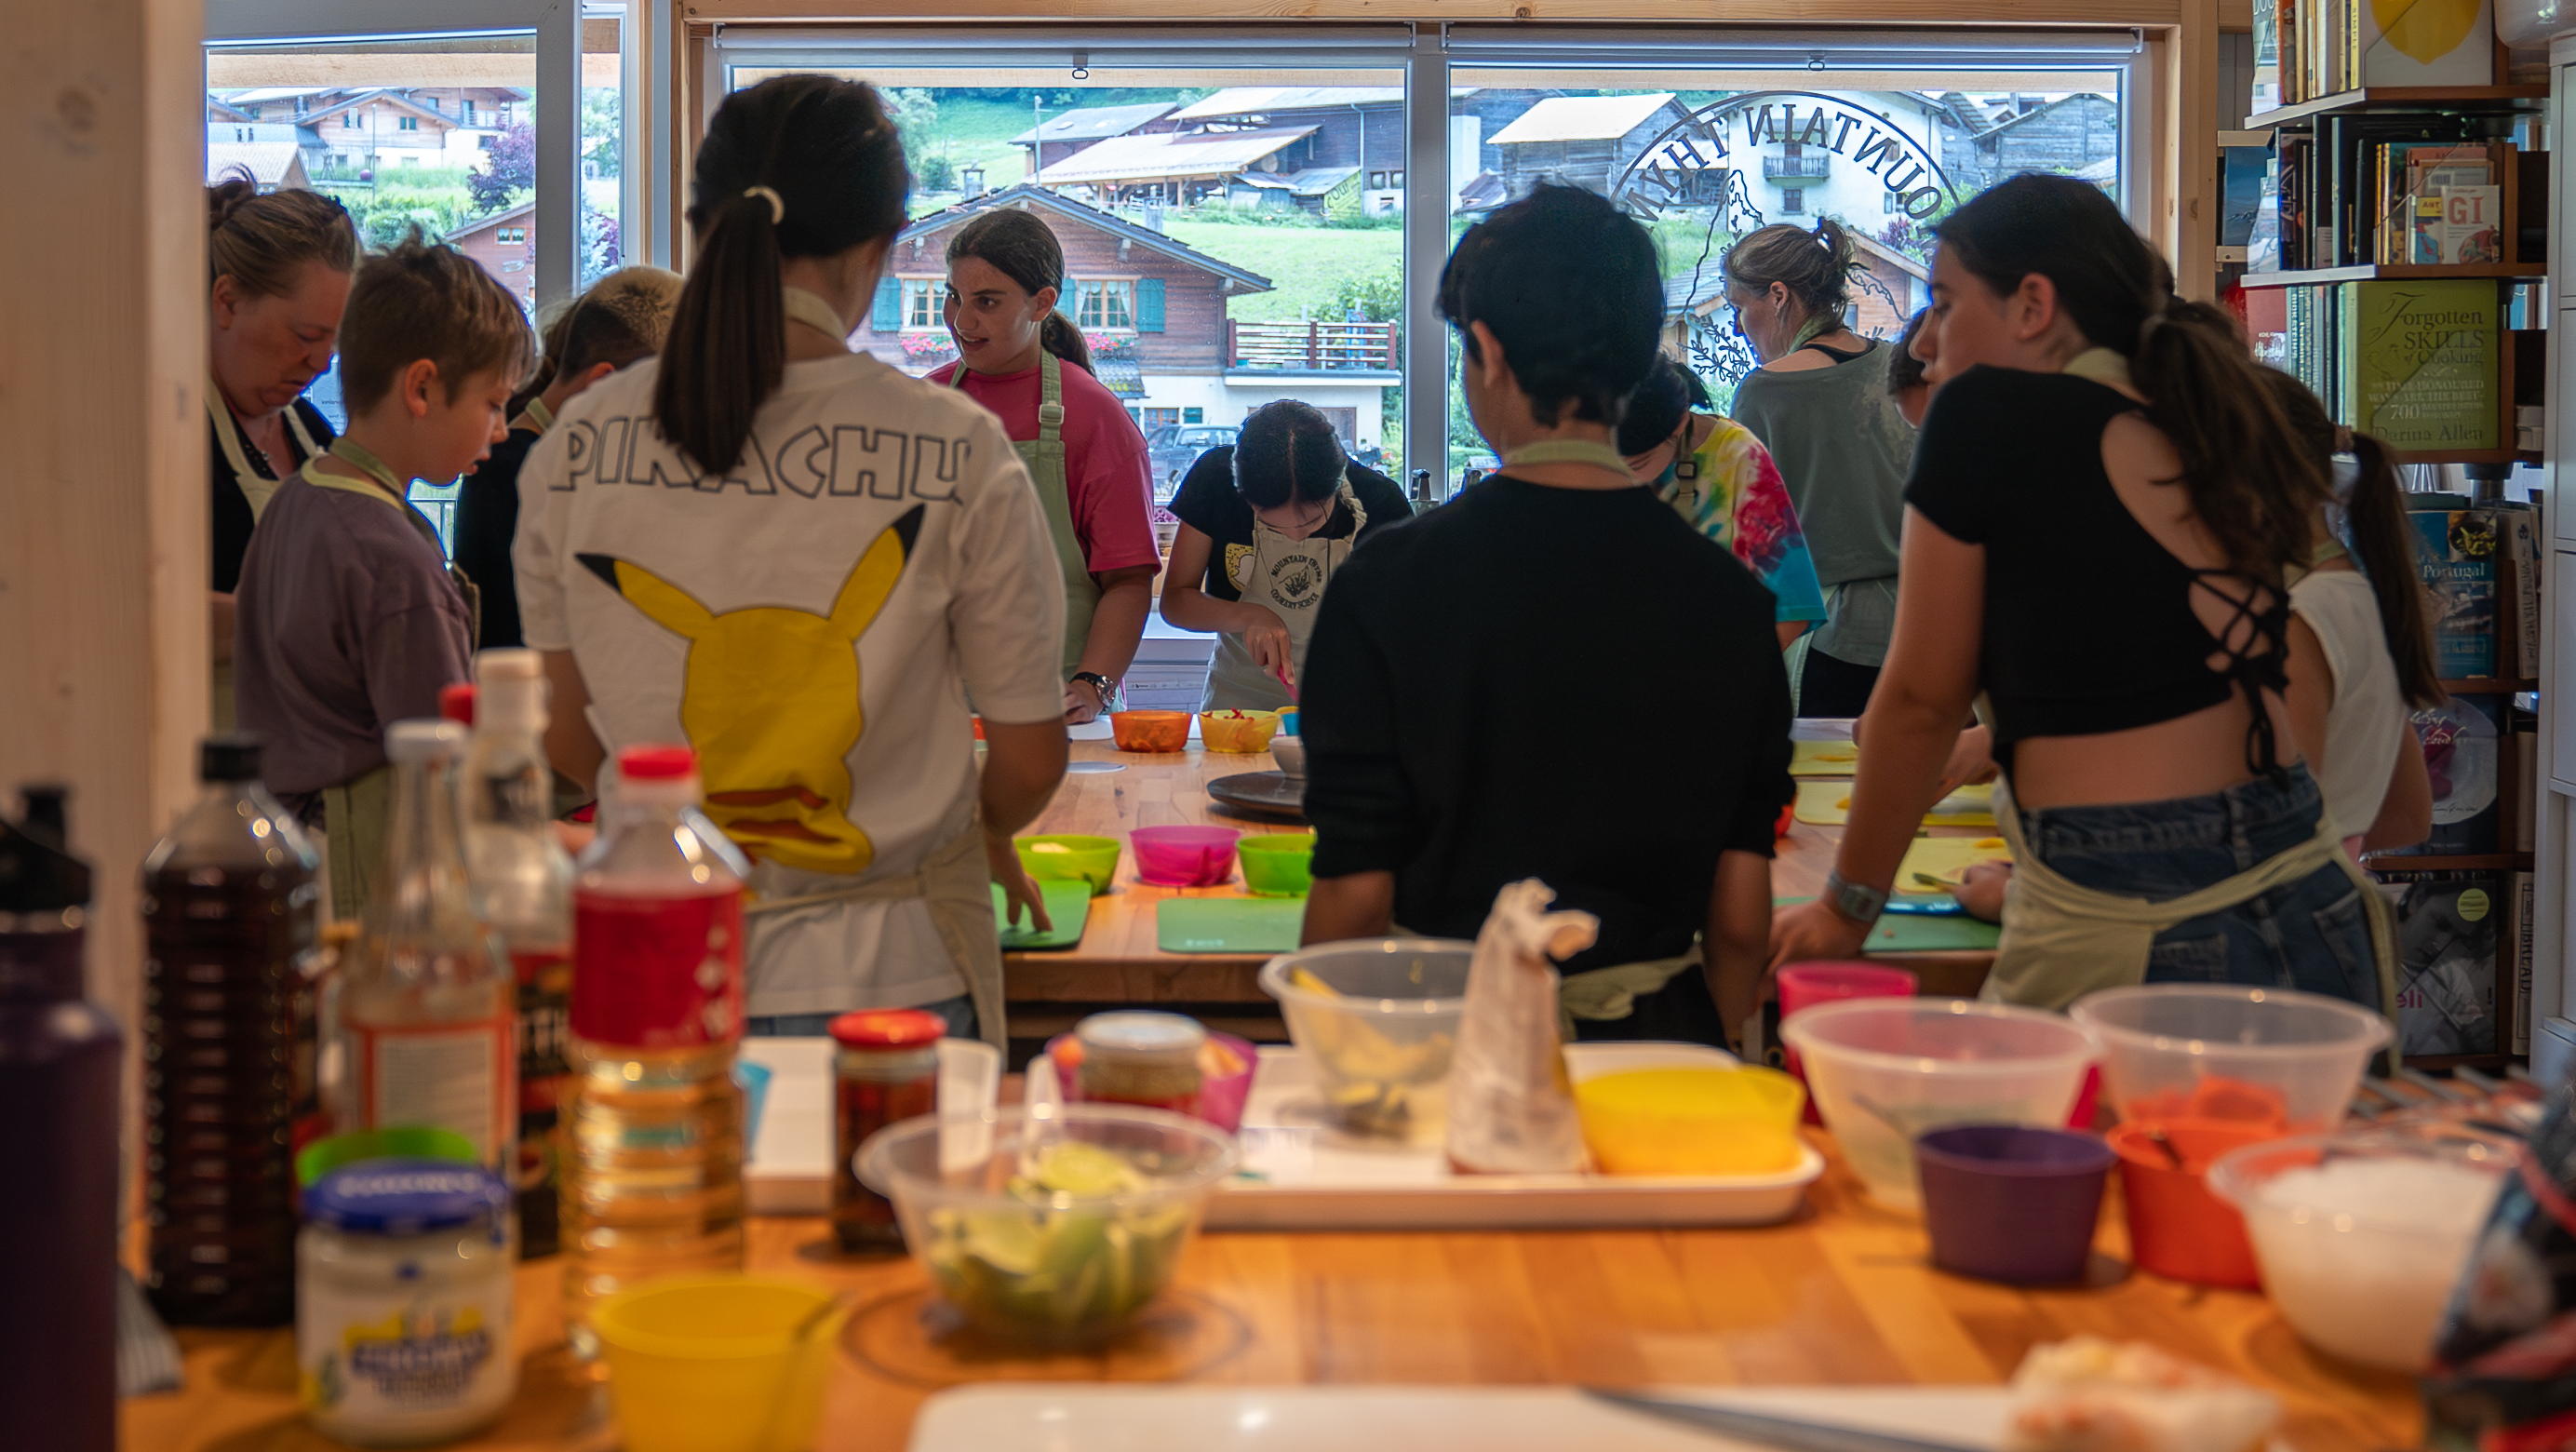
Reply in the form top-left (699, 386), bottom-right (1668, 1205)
top-left (336, 720), bottom-right (516, 1175)
top-left (0, 785), bottom-right (119, 1449)
top-left (460, 649), bottom-right (574, 1259)
top-left (141, 735), bottom-right (323, 1325)
top-left (562, 744), bottom-right (751, 1349)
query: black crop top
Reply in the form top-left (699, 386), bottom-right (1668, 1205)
top-left (1903, 366), bottom-right (2288, 773)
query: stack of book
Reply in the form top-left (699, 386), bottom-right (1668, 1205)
top-left (2252, 0), bottom-right (2496, 110)
top-left (2271, 127), bottom-right (2520, 271)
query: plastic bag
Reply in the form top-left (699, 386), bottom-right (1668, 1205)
top-left (2423, 1086), bottom-right (2571, 1448)
top-left (1443, 879), bottom-right (1597, 1175)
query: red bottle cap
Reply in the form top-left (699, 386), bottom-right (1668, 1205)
top-left (439, 682), bottom-right (477, 726)
top-left (829, 1008), bottom-right (946, 1049)
top-left (618, 744), bottom-right (697, 781)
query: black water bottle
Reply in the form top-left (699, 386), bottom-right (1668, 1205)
top-left (0, 785), bottom-right (120, 1451)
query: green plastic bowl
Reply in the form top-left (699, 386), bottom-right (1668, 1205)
top-left (1016, 834), bottom-right (1120, 895)
top-left (295, 1125), bottom-right (479, 1188)
top-left (1239, 834), bottom-right (1316, 897)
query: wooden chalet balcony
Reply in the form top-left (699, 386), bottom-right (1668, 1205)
top-left (1228, 319), bottom-right (1398, 372)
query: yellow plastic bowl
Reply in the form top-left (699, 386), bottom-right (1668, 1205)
top-left (1575, 1067), bottom-right (1806, 1176)
top-left (593, 1275), bottom-right (846, 1452)
top-left (1199, 709), bottom-right (1281, 753)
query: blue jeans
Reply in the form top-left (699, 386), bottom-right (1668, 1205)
top-left (2018, 764), bottom-right (2379, 1007)
top-left (745, 994), bottom-right (978, 1039)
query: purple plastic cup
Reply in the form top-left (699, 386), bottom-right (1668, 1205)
top-left (1915, 1125), bottom-right (2115, 1284)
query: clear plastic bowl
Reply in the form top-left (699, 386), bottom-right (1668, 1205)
top-left (2207, 1128), bottom-right (2514, 1372)
top-left (2069, 985), bottom-right (2391, 1134)
top-left (1778, 998), bottom-right (2100, 1211)
top-left (854, 1104), bottom-right (1239, 1346)
top-left (1258, 938), bottom-right (1473, 1139)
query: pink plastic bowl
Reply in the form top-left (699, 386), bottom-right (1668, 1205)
top-left (1130, 826), bottom-right (1241, 887)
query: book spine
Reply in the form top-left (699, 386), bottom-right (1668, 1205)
top-left (2507, 509), bottom-right (2542, 678)
top-left (2511, 869), bottom-right (2534, 1055)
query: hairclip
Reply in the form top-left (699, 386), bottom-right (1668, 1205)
top-left (744, 185), bottom-right (785, 225)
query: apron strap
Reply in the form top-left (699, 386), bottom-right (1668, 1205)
top-left (521, 396), bottom-right (555, 435)
top-left (1037, 350), bottom-right (1066, 439)
top-left (1500, 439), bottom-right (1633, 476)
top-left (322, 764), bottom-right (396, 923)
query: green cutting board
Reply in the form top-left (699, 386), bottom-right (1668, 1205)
top-left (1157, 896), bottom-right (1305, 954)
top-left (992, 881), bottom-right (1093, 951)
top-left (1776, 897), bottom-right (2002, 952)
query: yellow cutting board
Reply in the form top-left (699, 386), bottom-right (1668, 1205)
top-left (1896, 835), bottom-right (2014, 894)
top-left (1792, 780), bottom-right (1997, 828)
top-left (1790, 739), bottom-right (1859, 777)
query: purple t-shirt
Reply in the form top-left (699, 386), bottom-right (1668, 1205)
top-left (233, 468), bottom-right (474, 815)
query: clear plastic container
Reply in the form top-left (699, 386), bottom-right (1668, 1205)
top-left (1778, 998), bottom-right (2100, 1211)
top-left (1258, 938), bottom-right (1472, 1139)
top-left (2068, 985), bottom-right (2391, 1134)
top-left (2208, 1128), bottom-right (2515, 1372)
top-left (855, 1104), bottom-right (1239, 1345)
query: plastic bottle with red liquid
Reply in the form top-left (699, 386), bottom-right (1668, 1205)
top-left (459, 649), bottom-right (574, 1258)
top-left (561, 744), bottom-right (752, 1350)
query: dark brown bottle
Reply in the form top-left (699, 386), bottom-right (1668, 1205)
top-left (141, 736), bottom-right (321, 1326)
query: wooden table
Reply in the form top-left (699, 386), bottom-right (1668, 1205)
top-left (1003, 737), bottom-right (1997, 1040)
top-left (123, 1134), bottom-right (2421, 1452)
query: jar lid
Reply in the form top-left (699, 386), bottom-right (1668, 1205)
top-left (1076, 1011), bottom-right (1206, 1068)
top-left (306, 1159), bottom-right (509, 1235)
top-left (830, 1008), bottom-right (945, 1048)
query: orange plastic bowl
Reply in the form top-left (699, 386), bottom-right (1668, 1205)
top-left (1199, 709), bottom-right (1281, 754)
top-left (1111, 710), bottom-right (1191, 753)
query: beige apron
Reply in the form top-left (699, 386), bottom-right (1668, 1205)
top-left (740, 821), bottom-right (1008, 1050)
top-left (948, 350), bottom-right (1095, 675)
top-left (303, 443), bottom-right (480, 923)
top-left (210, 383), bottom-right (326, 733)
top-left (1204, 477), bottom-right (1366, 710)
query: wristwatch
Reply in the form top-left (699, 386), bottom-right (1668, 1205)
top-left (1068, 671), bottom-right (1117, 707)
top-left (1821, 869), bottom-right (1888, 926)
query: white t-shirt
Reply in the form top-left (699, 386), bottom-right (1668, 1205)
top-left (2289, 568), bottom-right (2408, 841)
top-left (516, 353), bottom-right (1067, 1016)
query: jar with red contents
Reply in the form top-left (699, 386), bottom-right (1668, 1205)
top-left (829, 1009), bottom-right (943, 1253)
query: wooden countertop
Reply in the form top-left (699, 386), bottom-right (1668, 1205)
top-left (123, 1133), bottom-right (2420, 1452)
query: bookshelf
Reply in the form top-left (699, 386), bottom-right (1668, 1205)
top-left (2246, 85), bottom-right (2547, 132)
top-left (2241, 262), bottom-right (2544, 285)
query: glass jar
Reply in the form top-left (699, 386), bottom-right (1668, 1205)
top-left (297, 1160), bottom-right (516, 1446)
top-left (831, 1009), bottom-right (943, 1253)
top-left (1075, 1012), bottom-right (1206, 1113)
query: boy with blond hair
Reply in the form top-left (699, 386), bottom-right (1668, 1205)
top-left (235, 232), bottom-right (532, 916)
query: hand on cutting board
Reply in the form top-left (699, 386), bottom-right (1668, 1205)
top-left (1954, 861), bottom-right (2010, 923)
top-left (1769, 896), bottom-right (1872, 969)
top-left (986, 833), bottom-right (1053, 934)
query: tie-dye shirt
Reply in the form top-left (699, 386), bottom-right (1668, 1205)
top-left (1657, 413), bottom-right (1827, 626)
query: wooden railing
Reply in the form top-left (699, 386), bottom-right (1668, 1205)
top-left (1228, 319), bottom-right (1399, 371)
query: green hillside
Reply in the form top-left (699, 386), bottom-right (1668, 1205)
top-left (1161, 221), bottom-right (1400, 324)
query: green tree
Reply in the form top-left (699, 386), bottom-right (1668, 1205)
top-left (916, 154), bottom-right (957, 193)
top-left (1331, 263), bottom-right (1402, 324)
top-left (884, 88), bottom-right (939, 141)
top-left (582, 88), bottom-right (621, 179)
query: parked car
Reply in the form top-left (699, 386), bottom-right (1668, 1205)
top-left (1146, 424), bottom-right (1240, 499)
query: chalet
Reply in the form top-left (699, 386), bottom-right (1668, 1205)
top-left (207, 141), bottom-right (311, 194)
top-left (1487, 92), bottom-right (1694, 198)
top-left (1034, 126), bottom-right (1322, 208)
top-left (447, 201), bottom-right (536, 313)
top-left (212, 86), bottom-right (526, 181)
top-left (853, 184), bottom-right (1395, 451)
top-left (1010, 101), bottom-right (1177, 178)
top-left (1922, 90), bottom-right (2119, 195)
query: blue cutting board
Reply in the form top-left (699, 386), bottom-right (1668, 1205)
top-left (1156, 896), bottom-right (1305, 954)
top-left (1775, 896), bottom-right (2001, 952)
top-left (993, 881), bottom-right (1093, 951)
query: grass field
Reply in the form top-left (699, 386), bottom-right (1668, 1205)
top-left (1161, 221), bottom-right (1400, 323)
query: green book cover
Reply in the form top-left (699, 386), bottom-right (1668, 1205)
top-left (2342, 277), bottom-right (2499, 450)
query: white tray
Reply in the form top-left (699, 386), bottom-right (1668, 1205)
top-left (909, 1385), bottom-right (2008, 1451)
top-left (741, 1037), bottom-right (837, 1215)
top-left (1209, 1042), bottom-right (1821, 1230)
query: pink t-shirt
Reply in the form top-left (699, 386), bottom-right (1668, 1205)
top-left (930, 358), bottom-right (1160, 575)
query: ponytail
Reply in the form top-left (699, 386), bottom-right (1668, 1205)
top-left (1724, 217), bottom-right (1859, 330)
top-left (2131, 301), bottom-right (2329, 576)
top-left (655, 76), bottom-right (909, 476)
top-left (1039, 310), bottom-right (1095, 375)
top-left (2343, 434), bottom-right (2447, 707)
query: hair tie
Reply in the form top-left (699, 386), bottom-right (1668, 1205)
top-left (743, 185), bottom-right (785, 225)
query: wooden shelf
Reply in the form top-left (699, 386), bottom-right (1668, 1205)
top-left (2240, 262), bottom-right (2546, 288)
top-left (2439, 678), bottom-right (2540, 694)
top-left (2247, 84), bottom-right (2550, 130)
top-left (2365, 853), bottom-right (2534, 871)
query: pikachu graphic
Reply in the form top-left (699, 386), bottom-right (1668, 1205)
top-left (579, 505), bottom-right (923, 875)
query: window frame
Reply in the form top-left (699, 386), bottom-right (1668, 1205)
top-left (1075, 277), bottom-right (1139, 333)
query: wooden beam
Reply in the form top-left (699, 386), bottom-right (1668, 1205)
top-left (692, 0), bottom-right (2180, 17)
top-left (2173, 0), bottom-right (2219, 297)
top-left (0, 0), bottom-right (204, 1108)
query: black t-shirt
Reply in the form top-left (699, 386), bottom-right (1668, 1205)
top-left (1168, 448), bottom-right (1413, 600)
top-left (1904, 366), bottom-right (2241, 764)
top-left (211, 396), bottom-right (336, 594)
top-left (451, 425), bottom-right (539, 649)
top-left (1300, 476), bottom-right (1793, 973)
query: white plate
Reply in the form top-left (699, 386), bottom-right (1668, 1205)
top-left (907, 1385), bottom-right (2008, 1452)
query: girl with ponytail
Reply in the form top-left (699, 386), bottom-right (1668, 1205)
top-left (1773, 173), bottom-right (2392, 1015)
top-left (516, 75), bottom-right (1074, 1050)
top-left (931, 207), bottom-right (1161, 718)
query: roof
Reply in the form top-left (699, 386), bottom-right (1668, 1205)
top-left (2071, 155), bottom-right (2119, 182)
top-left (303, 88), bottom-right (459, 131)
top-left (1009, 101), bottom-right (1175, 146)
top-left (1173, 87), bottom-right (1405, 120)
top-left (1232, 167), bottom-right (1360, 197)
top-left (448, 200), bottom-right (535, 242)
top-left (1851, 230), bottom-right (1929, 283)
top-left (207, 142), bottom-right (306, 187)
top-left (1455, 171), bottom-right (1509, 212)
top-left (221, 86), bottom-right (343, 104)
top-left (1034, 126), bottom-right (1317, 187)
top-left (898, 184), bottom-right (1273, 294)
top-left (1488, 93), bottom-right (1679, 145)
top-left (1093, 357), bottom-right (1146, 398)
top-left (1977, 92), bottom-right (2116, 141)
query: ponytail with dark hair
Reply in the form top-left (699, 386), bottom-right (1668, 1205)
top-left (1231, 400), bottom-right (1347, 509)
top-left (947, 208), bottom-right (1093, 375)
top-left (1932, 174), bottom-right (2329, 577)
top-left (656, 76), bottom-right (910, 475)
